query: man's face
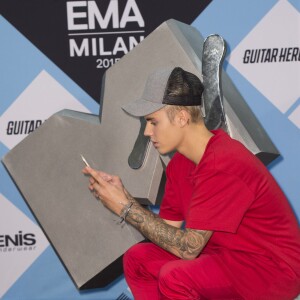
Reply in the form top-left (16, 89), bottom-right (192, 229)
top-left (144, 108), bottom-right (183, 155)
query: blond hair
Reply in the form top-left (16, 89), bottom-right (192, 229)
top-left (164, 105), bottom-right (203, 123)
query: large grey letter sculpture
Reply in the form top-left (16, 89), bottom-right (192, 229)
top-left (2, 19), bottom-right (279, 290)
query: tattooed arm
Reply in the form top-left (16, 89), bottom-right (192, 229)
top-left (83, 167), bottom-right (212, 260)
top-left (123, 195), bottom-right (213, 260)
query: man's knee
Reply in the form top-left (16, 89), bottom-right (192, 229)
top-left (123, 243), bottom-right (158, 276)
top-left (123, 243), bottom-right (145, 275)
top-left (124, 243), bottom-right (152, 265)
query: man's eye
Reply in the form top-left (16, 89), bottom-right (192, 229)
top-left (151, 122), bottom-right (157, 126)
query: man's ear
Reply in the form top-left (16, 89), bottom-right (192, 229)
top-left (176, 109), bottom-right (190, 127)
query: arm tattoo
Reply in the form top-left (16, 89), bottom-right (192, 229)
top-left (122, 194), bottom-right (212, 260)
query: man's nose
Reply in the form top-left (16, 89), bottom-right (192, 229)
top-left (144, 123), bottom-right (152, 137)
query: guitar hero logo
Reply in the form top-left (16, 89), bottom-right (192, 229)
top-left (66, 0), bottom-right (145, 69)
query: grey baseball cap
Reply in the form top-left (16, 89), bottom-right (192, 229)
top-left (122, 67), bottom-right (203, 117)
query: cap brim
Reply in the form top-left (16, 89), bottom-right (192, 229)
top-left (122, 99), bottom-right (166, 117)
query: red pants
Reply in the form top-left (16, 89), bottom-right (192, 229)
top-left (123, 243), bottom-right (242, 300)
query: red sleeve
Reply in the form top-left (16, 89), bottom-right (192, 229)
top-left (186, 170), bottom-right (255, 233)
top-left (159, 157), bottom-right (184, 221)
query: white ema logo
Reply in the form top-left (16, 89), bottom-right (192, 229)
top-left (0, 70), bottom-right (91, 150)
top-left (228, 0), bottom-right (300, 129)
top-left (0, 194), bottom-right (49, 298)
top-left (66, 0), bottom-right (145, 69)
